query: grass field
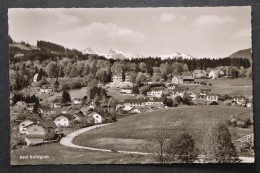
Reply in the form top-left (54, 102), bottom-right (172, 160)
top-left (11, 143), bottom-right (149, 165)
top-left (73, 106), bottom-right (253, 152)
top-left (184, 78), bottom-right (253, 97)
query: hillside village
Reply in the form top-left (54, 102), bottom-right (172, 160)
top-left (9, 39), bottom-right (253, 162)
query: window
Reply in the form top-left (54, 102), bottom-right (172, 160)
top-left (33, 128), bottom-right (38, 131)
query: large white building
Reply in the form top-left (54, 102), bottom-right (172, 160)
top-left (147, 87), bottom-right (164, 98)
top-left (54, 115), bottom-right (70, 127)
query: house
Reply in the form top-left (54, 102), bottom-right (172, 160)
top-left (39, 85), bottom-right (52, 94)
top-left (51, 96), bottom-right (62, 108)
top-left (80, 106), bottom-right (93, 115)
top-left (181, 76), bottom-right (194, 83)
top-left (125, 72), bottom-right (131, 83)
top-left (199, 89), bottom-right (212, 99)
top-left (208, 70), bottom-right (224, 79)
top-left (129, 108), bottom-right (141, 114)
top-left (172, 76), bottom-right (182, 84)
top-left (112, 70), bottom-right (123, 83)
top-left (87, 112), bottom-right (103, 124)
top-left (26, 103), bottom-right (35, 112)
top-left (72, 98), bottom-right (82, 105)
top-left (19, 120), bottom-right (34, 134)
top-left (193, 70), bottom-right (207, 78)
top-left (187, 92), bottom-right (197, 100)
top-left (33, 73), bottom-right (38, 82)
top-left (171, 88), bottom-right (187, 98)
top-left (54, 115), bottom-right (71, 127)
top-left (25, 120), bottom-right (57, 146)
top-left (246, 102), bottom-right (252, 108)
top-left (59, 107), bottom-right (69, 114)
top-left (120, 87), bottom-right (132, 94)
top-left (233, 96), bottom-right (246, 104)
top-left (166, 83), bottom-right (176, 90)
top-left (124, 99), bottom-right (147, 110)
top-left (145, 98), bottom-right (165, 107)
top-left (147, 87), bottom-right (164, 98)
top-left (206, 94), bottom-right (219, 102)
top-left (38, 106), bottom-right (54, 115)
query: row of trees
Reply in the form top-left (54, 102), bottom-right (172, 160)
top-left (151, 123), bottom-right (239, 163)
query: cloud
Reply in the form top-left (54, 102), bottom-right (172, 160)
top-left (55, 10), bottom-right (81, 25)
top-left (230, 29), bottom-right (251, 40)
top-left (159, 13), bottom-right (176, 22)
top-left (75, 23), bottom-right (144, 40)
top-left (192, 15), bottom-right (236, 27)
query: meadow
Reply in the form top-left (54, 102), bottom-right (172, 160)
top-left (73, 106), bottom-right (253, 152)
top-left (11, 143), bottom-right (150, 165)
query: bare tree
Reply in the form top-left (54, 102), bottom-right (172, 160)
top-left (144, 129), bottom-right (169, 163)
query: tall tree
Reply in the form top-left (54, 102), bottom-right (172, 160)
top-left (61, 90), bottom-right (71, 104)
top-left (202, 123), bottom-right (239, 163)
top-left (168, 132), bottom-right (197, 163)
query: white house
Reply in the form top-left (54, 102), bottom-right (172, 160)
top-left (206, 94), bottom-right (219, 102)
top-left (38, 106), bottom-right (54, 115)
top-left (88, 112), bottom-right (103, 124)
top-left (147, 87), bottom-right (164, 98)
top-left (187, 92), bottom-right (197, 100)
top-left (129, 108), bottom-right (141, 114)
top-left (124, 99), bottom-right (147, 110)
top-left (33, 73), bottom-right (38, 82)
top-left (208, 70), bottom-right (224, 79)
top-left (54, 115), bottom-right (70, 127)
top-left (39, 85), bottom-right (52, 94)
top-left (172, 76), bottom-right (182, 84)
top-left (120, 87), bottom-right (132, 94)
top-left (145, 98), bottom-right (164, 107)
top-left (199, 89), bottom-right (212, 99)
top-left (112, 70), bottom-right (123, 83)
top-left (19, 120), bottom-right (34, 134)
top-left (171, 88), bottom-right (187, 98)
top-left (72, 98), bottom-right (82, 105)
top-left (233, 96), bottom-right (246, 105)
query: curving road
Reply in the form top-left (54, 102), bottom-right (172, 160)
top-left (60, 123), bottom-right (254, 162)
top-left (60, 123), bottom-right (151, 155)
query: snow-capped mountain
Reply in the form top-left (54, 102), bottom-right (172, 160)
top-left (82, 47), bottom-right (144, 60)
top-left (82, 47), bottom-right (194, 60)
top-left (159, 53), bottom-right (194, 60)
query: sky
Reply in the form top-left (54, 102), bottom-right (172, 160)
top-left (8, 7), bottom-right (251, 58)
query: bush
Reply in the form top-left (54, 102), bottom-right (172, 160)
top-left (236, 120), bottom-right (246, 128)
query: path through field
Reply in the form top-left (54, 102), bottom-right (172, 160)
top-left (60, 122), bottom-right (254, 163)
top-left (60, 123), bottom-right (151, 155)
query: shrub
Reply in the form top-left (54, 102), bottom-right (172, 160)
top-left (236, 120), bottom-right (246, 128)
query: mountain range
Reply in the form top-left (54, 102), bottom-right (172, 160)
top-left (81, 47), bottom-right (194, 60)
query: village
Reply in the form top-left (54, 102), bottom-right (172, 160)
top-left (10, 67), bottom-right (253, 149)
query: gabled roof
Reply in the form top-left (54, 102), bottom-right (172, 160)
top-left (25, 120), bottom-right (56, 129)
top-left (54, 114), bottom-right (74, 120)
